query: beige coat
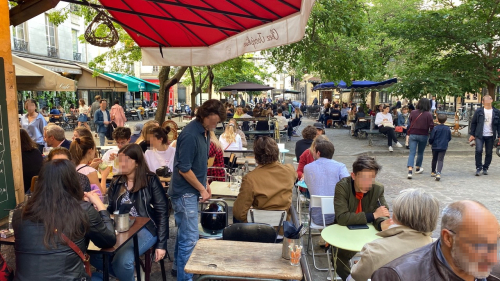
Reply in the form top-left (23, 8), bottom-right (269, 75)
top-left (350, 225), bottom-right (433, 281)
top-left (233, 162), bottom-right (297, 222)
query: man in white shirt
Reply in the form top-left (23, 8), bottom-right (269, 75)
top-left (469, 94), bottom-right (500, 176)
top-left (101, 127), bottom-right (131, 174)
top-left (430, 96), bottom-right (437, 116)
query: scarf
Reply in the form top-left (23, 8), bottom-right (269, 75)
top-left (355, 192), bottom-right (364, 214)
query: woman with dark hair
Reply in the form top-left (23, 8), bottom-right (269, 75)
top-left (110, 99), bottom-right (127, 127)
top-left (47, 147), bottom-right (92, 192)
top-left (93, 144), bottom-right (169, 281)
top-left (13, 160), bottom-right (116, 280)
top-left (375, 104), bottom-right (403, 152)
top-left (77, 99), bottom-right (91, 131)
top-left (233, 136), bottom-right (297, 222)
top-left (20, 129), bottom-right (43, 193)
top-left (406, 98), bottom-right (434, 179)
top-left (20, 99), bottom-right (47, 153)
top-left (144, 126), bottom-right (175, 172)
top-left (295, 125), bottom-right (317, 160)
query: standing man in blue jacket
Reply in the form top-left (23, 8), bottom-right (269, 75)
top-left (94, 99), bottom-right (111, 146)
top-left (469, 94), bottom-right (500, 176)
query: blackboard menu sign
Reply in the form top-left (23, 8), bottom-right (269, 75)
top-left (0, 57), bottom-right (18, 218)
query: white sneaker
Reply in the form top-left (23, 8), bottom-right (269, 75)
top-left (395, 142), bottom-right (403, 148)
top-left (415, 168), bottom-right (424, 174)
top-left (388, 146), bottom-right (394, 152)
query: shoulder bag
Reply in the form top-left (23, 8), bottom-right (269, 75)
top-left (407, 112), bottom-right (423, 135)
top-left (59, 231), bottom-right (91, 277)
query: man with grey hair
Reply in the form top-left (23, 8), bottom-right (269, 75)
top-left (44, 124), bottom-right (71, 149)
top-left (372, 200), bottom-right (500, 281)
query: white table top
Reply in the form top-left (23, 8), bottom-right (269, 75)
top-left (209, 181), bottom-right (239, 197)
top-left (321, 224), bottom-right (380, 252)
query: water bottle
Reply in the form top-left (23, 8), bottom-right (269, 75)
top-left (244, 160), bottom-right (249, 175)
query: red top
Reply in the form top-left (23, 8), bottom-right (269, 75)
top-left (208, 142), bottom-right (225, 183)
top-left (297, 149), bottom-right (314, 179)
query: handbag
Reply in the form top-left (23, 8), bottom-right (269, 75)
top-left (59, 231), bottom-right (91, 277)
top-left (0, 253), bottom-right (13, 281)
top-left (395, 126), bottom-right (404, 133)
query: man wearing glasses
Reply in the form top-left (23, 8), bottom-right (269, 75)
top-left (469, 95), bottom-right (500, 176)
top-left (372, 200), bottom-right (500, 281)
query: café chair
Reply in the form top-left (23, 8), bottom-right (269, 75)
top-left (330, 113), bottom-right (342, 128)
top-left (139, 246), bottom-right (168, 281)
top-left (222, 223), bottom-right (277, 243)
top-left (30, 176), bottom-right (38, 193)
top-left (246, 209), bottom-right (286, 241)
top-left (307, 195), bottom-right (335, 271)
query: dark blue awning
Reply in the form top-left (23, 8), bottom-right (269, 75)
top-left (312, 78), bottom-right (398, 91)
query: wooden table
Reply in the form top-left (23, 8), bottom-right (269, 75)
top-left (209, 181), bottom-right (239, 198)
top-left (185, 239), bottom-right (303, 280)
top-left (0, 217), bottom-right (151, 281)
top-left (236, 157), bottom-right (256, 166)
top-left (321, 224), bottom-right (380, 280)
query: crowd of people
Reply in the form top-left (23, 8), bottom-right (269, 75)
top-left (12, 93), bottom-right (500, 281)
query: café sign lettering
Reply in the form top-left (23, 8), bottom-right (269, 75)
top-left (58, 84), bottom-right (72, 90)
top-left (243, 29), bottom-right (280, 49)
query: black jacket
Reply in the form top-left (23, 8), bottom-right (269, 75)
top-left (295, 139), bottom-right (313, 160)
top-left (429, 124), bottom-right (452, 151)
top-left (372, 240), bottom-right (500, 281)
top-left (107, 173), bottom-right (169, 249)
top-left (469, 107), bottom-right (500, 139)
top-left (13, 201), bottom-right (116, 281)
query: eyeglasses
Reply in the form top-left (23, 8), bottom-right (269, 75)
top-left (447, 229), bottom-right (499, 254)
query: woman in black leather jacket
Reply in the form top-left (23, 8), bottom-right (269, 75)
top-left (91, 143), bottom-right (169, 281)
top-left (13, 159), bottom-right (116, 280)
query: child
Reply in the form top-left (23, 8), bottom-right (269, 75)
top-left (428, 114), bottom-right (452, 181)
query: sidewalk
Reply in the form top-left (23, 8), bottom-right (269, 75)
top-left (282, 117), bottom-right (474, 157)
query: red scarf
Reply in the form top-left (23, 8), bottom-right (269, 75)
top-left (355, 192), bottom-right (364, 214)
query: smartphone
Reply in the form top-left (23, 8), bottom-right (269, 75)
top-left (347, 224), bottom-right (369, 230)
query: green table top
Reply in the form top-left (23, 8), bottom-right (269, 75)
top-left (321, 224), bottom-right (380, 252)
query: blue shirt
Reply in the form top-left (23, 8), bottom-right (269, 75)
top-left (168, 120), bottom-right (210, 198)
top-left (20, 113), bottom-right (47, 145)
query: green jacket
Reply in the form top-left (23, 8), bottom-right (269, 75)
top-left (334, 176), bottom-right (389, 231)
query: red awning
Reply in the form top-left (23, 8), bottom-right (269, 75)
top-left (97, 0), bottom-right (315, 66)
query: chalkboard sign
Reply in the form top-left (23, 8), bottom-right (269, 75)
top-left (0, 58), bottom-right (18, 218)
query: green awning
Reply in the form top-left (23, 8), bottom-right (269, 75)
top-left (104, 72), bottom-right (159, 92)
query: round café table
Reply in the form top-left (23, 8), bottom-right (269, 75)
top-left (279, 148), bottom-right (289, 164)
top-left (321, 224), bottom-right (380, 280)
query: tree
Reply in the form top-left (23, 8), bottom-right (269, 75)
top-left (387, 0), bottom-right (500, 99)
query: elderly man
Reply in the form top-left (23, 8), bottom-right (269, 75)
top-left (372, 200), bottom-right (500, 281)
top-left (44, 124), bottom-right (71, 149)
top-left (333, 155), bottom-right (390, 281)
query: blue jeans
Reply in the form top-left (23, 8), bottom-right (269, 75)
top-left (407, 134), bottom-right (428, 168)
top-left (475, 136), bottom-right (494, 170)
top-left (172, 193), bottom-right (199, 281)
top-left (98, 132), bottom-right (106, 146)
top-left (90, 228), bottom-right (157, 281)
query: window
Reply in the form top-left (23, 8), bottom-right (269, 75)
top-left (45, 15), bottom-right (56, 48)
top-left (12, 24), bottom-right (25, 40)
top-left (72, 30), bottom-right (78, 53)
top-left (12, 23), bottom-right (28, 52)
top-left (152, 66), bottom-right (159, 72)
top-left (379, 92), bottom-right (389, 103)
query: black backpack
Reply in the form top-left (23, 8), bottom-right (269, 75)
top-left (106, 121), bottom-right (117, 140)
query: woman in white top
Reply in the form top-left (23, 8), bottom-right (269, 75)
top-left (228, 118), bottom-right (247, 147)
top-left (144, 127), bottom-right (176, 173)
top-left (375, 104), bottom-right (403, 152)
top-left (69, 136), bottom-right (108, 194)
top-left (77, 99), bottom-right (91, 131)
top-left (219, 123), bottom-right (243, 157)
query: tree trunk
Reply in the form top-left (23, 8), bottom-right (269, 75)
top-left (207, 66), bottom-right (213, 100)
top-left (370, 91), bottom-right (376, 111)
top-left (155, 66), bottom-right (188, 124)
top-left (349, 89), bottom-right (355, 104)
top-left (189, 67), bottom-right (197, 108)
top-left (486, 82), bottom-right (496, 100)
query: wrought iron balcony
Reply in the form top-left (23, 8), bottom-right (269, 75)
top-left (73, 52), bottom-right (82, 61)
top-left (13, 38), bottom-right (28, 52)
top-left (47, 47), bottom-right (58, 58)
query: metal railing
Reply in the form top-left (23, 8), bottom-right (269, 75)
top-left (73, 52), bottom-right (81, 61)
top-left (13, 38), bottom-right (28, 52)
top-left (47, 46), bottom-right (58, 58)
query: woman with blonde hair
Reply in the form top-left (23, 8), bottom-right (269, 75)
top-left (207, 131), bottom-right (225, 182)
top-left (219, 123), bottom-right (242, 156)
top-left (233, 107), bottom-right (244, 118)
top-left (69, 136), bottom-right (108, 194)
top-left (77, 99), bottom-right (91, 130)
top-left (228, 118), bottom-right (247, 147)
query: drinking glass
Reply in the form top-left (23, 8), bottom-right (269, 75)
top-left (230, 175), bottom-right (239, 192)
top-left (8, 210), bottom-right (14, 233)
top-left (107, 161), bottom-right (114, 176)
top-left (43, 147), bottom-right (52, 155)
top-left (100, 194), bottom-right (109, 209)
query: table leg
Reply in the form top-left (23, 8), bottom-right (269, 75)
top-left (134, 235), bottom-right (142, 281)
top-left (103, 254), bottom-right (110, 281)
top-left (332, 247), bottom-right (338, 281)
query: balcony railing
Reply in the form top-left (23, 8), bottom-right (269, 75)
top-left (73, 52), bottom-right (81, 61)
top-left (13, 38), bottom-right (28, 52)
top-left (47, 46), bottom-right (58, 58)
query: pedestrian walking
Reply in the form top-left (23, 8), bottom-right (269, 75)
top-left (77, 99), bottom-right (91, 131)
top-left (90, 95), bottom-right (101, 131)
top-left (110, 100), bottom-right (127, 127)
top-left (429, 114), bottom-right (451, 181)
top-left (469, 94), bottom-right (500, 176)
top-left (168, 99), bottom-right (226, 281)
top-left (94, 100), bottom-right (111, 146)
top-left (407, 98), bottom-right (434, 179)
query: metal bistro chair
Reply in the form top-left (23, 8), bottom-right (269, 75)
top-left (307, 195), bottom-right (335, 271)
top-left (222, 223), bottom-right (277, 243)
top-left (198, 199), bottom-right (229, 239)
top-left (247, 209), bottom-right (286, 242)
